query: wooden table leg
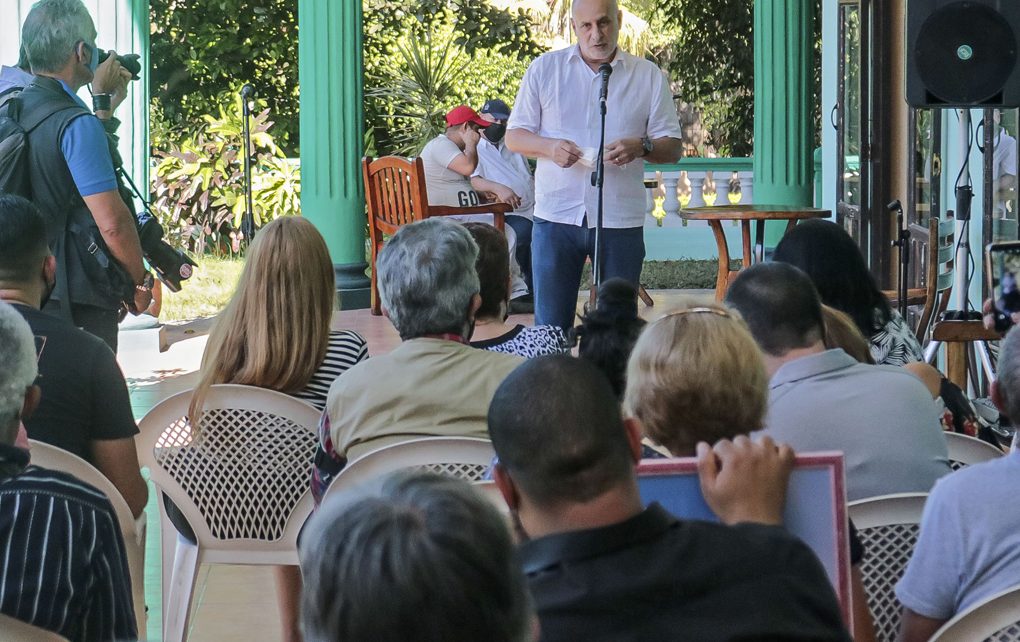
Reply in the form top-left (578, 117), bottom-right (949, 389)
top-left (740, 221), bottom-right (753, 267)
top-left (709, 221), bottom-right (731, 302)
top-left (945, 340), bottom-right (968, 392)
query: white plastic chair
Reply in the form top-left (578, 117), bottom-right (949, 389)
top-left (0, 614), bottom-right (69, 641)
top-left (27, 440), bottom-right (147, 631)
top-left (137, 384), bottom-right (321, 642)
top-left (848, 493), bottom-right (929, 642)
top-left (930, 583), bottom-right (1020, 641)
top-left (322, 437), bottom-right (496, 504)
top-left (944, 432), bottom-right (1004, 471)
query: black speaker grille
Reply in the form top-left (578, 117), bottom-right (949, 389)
top-left (915, 1), bottom-right (1017, 104)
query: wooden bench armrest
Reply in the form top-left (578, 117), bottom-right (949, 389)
top-left (428, 203), bottom-right (513, 216)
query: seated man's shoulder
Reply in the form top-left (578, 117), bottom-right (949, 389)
top-left (932, 453), bottom-right (1018, 500)
top-left (679, 519), bottom-right (818, 569)
top-left (849, 361), bottom-right (934, 398)
top-left (7, 465), bottom-right (117, 515)
top-left (20, 306), bottom-right (109, 354)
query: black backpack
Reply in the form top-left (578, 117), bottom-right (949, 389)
top-left (0, 86), bottom-right (84, 198)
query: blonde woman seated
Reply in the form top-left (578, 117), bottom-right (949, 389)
top-left (186, 216), bottom-right (368, 642)
top-left (623, 303), bottom-right (877, 642)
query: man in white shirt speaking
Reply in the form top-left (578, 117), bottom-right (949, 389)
top-left (505, 0), bottom-right (683, 329)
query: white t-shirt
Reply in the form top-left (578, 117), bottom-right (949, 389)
top-left (420, 134), bottom-right (481, 208)
top-left (993, 128), bottom-right (1017, 215)
top-left (507, 45), bottom-right (682, 229)
top-left (473, 138), bottom-right (535, 220)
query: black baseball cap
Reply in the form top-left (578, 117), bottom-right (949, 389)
top-left (480, 99), bottom-right (511, 120)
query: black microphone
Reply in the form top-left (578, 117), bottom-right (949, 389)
top-left (240, 83), bottom-right (256, 99)
top-left (598, 63), bottom-right (612, 103)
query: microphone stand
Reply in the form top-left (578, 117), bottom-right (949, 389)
top-left (240, 84), bottom-right (256, 243)
top-left (590, 68), bottom-right (610, 306)
top-left (888, 199), bottom-right (909, 319)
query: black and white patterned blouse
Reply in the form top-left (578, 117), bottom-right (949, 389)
top-left (471, 324), bottom-right (570, 359)
top-left (293, 330), bottom-right (369, 410)
top-left (869, 311), bottom-right (924, 367)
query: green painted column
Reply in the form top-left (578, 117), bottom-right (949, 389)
top-left (754, 0), bottom-right (815, 245)
top-left (298, 0), bottom-right (370, 309)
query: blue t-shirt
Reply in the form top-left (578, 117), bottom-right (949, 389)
top-left (57, 80), bottom-right (118, 197)
top-left (896, 452), bottom-right (1020, 619)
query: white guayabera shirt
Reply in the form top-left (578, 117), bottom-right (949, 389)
top-left (508, 45), bottom-right (682, 229)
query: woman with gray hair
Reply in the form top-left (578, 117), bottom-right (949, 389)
top-left (313, 218), bottom-right (522, 503)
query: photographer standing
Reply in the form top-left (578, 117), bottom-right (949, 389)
top-left (18, 0), bottom-right (151, 352)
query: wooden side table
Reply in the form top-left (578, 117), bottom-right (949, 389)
top-left (930, 320), bottom-right (999, 394)
top-left (678, 205), bottom-right (830, 300)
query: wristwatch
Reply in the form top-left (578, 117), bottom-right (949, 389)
top-left (640, 136), bottom-right (654, 157)
top-left (92, 93), bottom-right (112, 112)
top-left (136, 272), bottom-right (155, 292)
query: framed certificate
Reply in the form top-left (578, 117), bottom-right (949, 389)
top-left (637, 453), bottom-right (851, 625)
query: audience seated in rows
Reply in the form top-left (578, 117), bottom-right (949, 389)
top-left (725, 262), bottom-right (951, 501)
top-left (464, 222), bottom-right (568, 358)
top-left (0, 301), bottom-right (136, 642)
top-left (300, 471), bottom-right (534, 642)
top-left (623, 302), bottom-right (877, 640)
top-left (628, 302), bottom-right (877, 636)
top-left (488, 355), bottom-right (850, 641)
top-left (571, 277), bottom-right (646, 398)
top-left (0, 194), bottom-right (148, 517)
top-left (896, 327), bottom-right (1020, 640)
top-left (774, 218), bottom-right (924, 366)
top-left (187, 215), bottom-right (367, 642)
top-left (317, 218), bottom-right (522, 498)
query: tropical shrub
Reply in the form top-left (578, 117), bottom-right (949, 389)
top-left (151, 98), bottom-right (300, 254)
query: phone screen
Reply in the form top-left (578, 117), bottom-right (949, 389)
top-left (989, 243), bottom-right (1020, 314)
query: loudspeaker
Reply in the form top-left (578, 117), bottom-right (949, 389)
top-left (906, 0), bottom-right (1020, 107)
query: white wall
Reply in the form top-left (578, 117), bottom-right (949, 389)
top-left (2, 0), bottom-right (150, 205)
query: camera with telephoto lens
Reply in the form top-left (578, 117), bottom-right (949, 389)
top-left (96, 50), bottom-right (142, 80)
top-left (136, 211), bottom-right (197, 292)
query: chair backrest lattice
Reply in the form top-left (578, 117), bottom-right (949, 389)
top-left (931, 583), bottom-right (1020, 642)
top-left (945, 432), bottom-right (1004, 471)
top-left (323, 437), bottom-right (496, 505)
top-left (139, 385), bottom-right (321, 548)
top-left (154, 408), bottom-right (316, 541)
top-left (849, 493), bottom-right (928, 642)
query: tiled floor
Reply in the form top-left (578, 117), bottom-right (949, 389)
top-left (122, 289), bottom-right (710, 641)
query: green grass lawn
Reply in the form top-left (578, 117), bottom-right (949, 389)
top-left (157, 255), bottom-right (245, 322)
top-left (158, 256), bottom-right (731, 323)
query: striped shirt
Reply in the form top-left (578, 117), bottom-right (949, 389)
top-left (0, 444), bottom-right (136, 642)
top-left (293, 330), bottom-right (369, 410)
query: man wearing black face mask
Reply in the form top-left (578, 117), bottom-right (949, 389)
top-left (421, 105), bottom-right (530, 305)
top-left (0, 194), bottom-right (149, 519)
top-left (472, 99), bottom-right (537, 301)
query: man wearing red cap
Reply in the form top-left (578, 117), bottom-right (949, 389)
top-left (420, 105), bottom-right (529, 302)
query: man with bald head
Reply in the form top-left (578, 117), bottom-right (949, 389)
top-left (506, 0), bottom-right (683, 329)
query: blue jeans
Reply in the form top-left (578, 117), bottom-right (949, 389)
top-left (506, 214), bottom-right (533, 292)
top-left (532, 217), bottom-right (645, 329)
